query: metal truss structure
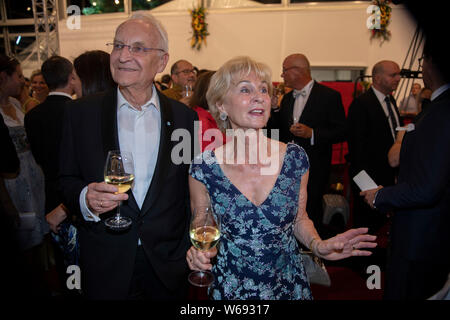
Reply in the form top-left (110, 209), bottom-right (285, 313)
top-left (31, 0), bottom-right (60, 66)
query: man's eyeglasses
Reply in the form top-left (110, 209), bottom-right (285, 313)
top-left (282, 66), bottom-right (300, 73)
top-left (174, 69), bottom-right (196, 76)
top-left (107, 43), bottom-right (165, 56)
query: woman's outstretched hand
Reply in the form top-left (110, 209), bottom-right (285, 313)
top-left (314, 228), bottom-right (377, 261)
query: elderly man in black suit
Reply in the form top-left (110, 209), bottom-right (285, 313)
top-left (268, 53), bottom-right (346, 235)
top-left (58, 13), bottom-right (197, 299)
top-left (347, 60), bottom-right (403, 234)
top-left (360, 42), bottom-right (450, 299)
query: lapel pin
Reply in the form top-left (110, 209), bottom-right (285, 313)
top-left (167, 121), bottom-right (171, 126)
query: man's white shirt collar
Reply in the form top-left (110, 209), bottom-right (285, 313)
top-left (301, 80), bottom-right (315, 96)
top-left (371, 86), bottom-right (389, 105)
top-left (431, 84), bottom-right (450, 101)
top-left (48, 91), bottom-right (73, 99)
top-left (117, 85), bottom-right (160, 111)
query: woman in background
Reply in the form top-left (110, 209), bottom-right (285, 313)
top-left (0, 55), bottom-right (49, 264)
top-left (188, 71), bottom-right (225, 151)
top-left (15, 77), bottom-right (33, 113)
top-left (26, 70), bottom-right (49, 112)
top-left (74, 50), bottom-right (116, 97)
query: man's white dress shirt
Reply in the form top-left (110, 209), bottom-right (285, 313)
top-left (292, 80), bottom-right (315, 145)
top-left (372, 86), bottom-right (401, 140)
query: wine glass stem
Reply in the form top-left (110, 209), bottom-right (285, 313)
top-left (116, 200), bottom-right (122, 220)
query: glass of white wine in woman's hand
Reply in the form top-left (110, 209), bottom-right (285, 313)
top-left (104, 150), bottom-right (134, 230)
top-left (188, 205), bottom-right (221, 287)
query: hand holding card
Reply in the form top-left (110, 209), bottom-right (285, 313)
top-left (353, 170), bottom-right (378, 191)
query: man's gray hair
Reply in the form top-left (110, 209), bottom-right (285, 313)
top-left (127, 11), bottom-right (169, 53)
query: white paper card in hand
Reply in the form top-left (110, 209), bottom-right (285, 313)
top-left (353, 170), bottom-right (378, 191)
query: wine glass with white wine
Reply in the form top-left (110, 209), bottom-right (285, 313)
top-left (104, 150), bottom-right (134, 230)
top-left (188, 205), bottom-right (221, 287)
top-left (183, 84), bottom-right (193, 98)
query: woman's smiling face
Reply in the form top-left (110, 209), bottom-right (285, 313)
top-left (217, 72), bottom-right (271, 131)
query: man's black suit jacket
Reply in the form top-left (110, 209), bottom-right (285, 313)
top-left (269, 81), bottom-right (346, 157)
top-left (375, 89), bottom-right (450, 262)
top-left (347, 87), bottom-right (403, 187)
top-left (25, 94), bottom-right (71, 213)
top-left (267, 81), bottom-right (346, 224)
top-left (58, 88), bottom-right (198, 299)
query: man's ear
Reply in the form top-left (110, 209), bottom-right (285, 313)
top-left (158, 52), bottom-right (169, 73)
top-left (371, 74), bottom-right (378, 85)
top-left (67, 73), bottom-right (75, 89)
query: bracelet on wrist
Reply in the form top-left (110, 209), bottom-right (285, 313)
top-left (309, 237), bottom-right (319, 252)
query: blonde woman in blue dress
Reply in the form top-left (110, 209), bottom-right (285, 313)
top-left (187, 56), bottom-right (377, 300)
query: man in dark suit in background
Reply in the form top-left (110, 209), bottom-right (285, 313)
top-left (360, 42), bottom-right (450, 299)
top-left (347, 60), bottom-right (403, 234)
top-left (59, 13), bottom-right (197, 299)
top-left (24, 55), bottom-right (82, 296)
top-left (268, 53), bottom-right (346, 235)
top-left (25, 56), bottom-right (82, 232)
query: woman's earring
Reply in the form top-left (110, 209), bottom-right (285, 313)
top-left (219, 112), bottom-right (228, 121)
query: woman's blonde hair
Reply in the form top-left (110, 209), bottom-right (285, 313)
top-left (206, 56), bottom-right (273, 132)
top-left (30, 69), bottom-right (42, 81)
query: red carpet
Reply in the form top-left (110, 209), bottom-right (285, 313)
top-left (311, 266), bottom-right (384, 300)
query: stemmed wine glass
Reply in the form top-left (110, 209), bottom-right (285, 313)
top-left (188, 205), bottom-right (221, 287)
top-left (183, 85), bottom-right (192, 98)
top-left (104, 150), bottom-right (135, 230)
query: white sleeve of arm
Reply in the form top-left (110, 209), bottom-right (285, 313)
top-left (79, 186), bottom-right (101, 222)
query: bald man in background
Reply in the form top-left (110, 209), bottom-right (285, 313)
top-left (268, 54), bottom-right (346, 236)
top-left (163, 59), bottom-right (197, 102)
top-left (347, 60), bottom-right (403, 234)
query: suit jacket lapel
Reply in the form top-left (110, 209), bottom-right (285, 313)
top-left (391, 95), bottom-right (403, 127)
top-left (101, 90), bottom-right (120, 158)
top-left (140, 91), bottom-right (174, 216)
top-left (299, 81), bottom-right (318, 123)
top-left (281, 91), bottom-right (295, 125)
